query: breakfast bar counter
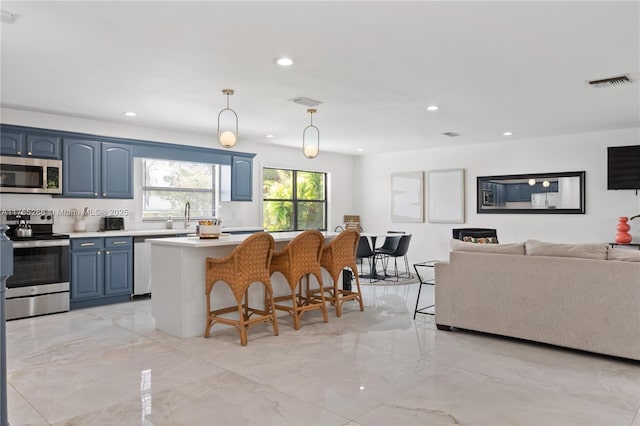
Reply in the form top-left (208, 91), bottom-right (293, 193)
top-left (149, 231), bottom-right (338, 338)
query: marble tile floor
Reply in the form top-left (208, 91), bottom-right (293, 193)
top-left (5, 283), bottom-right (639, 426)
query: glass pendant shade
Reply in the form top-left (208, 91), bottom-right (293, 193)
top-left (303, 109), bottom-right (320, 159)
top-left (217, 89), bottom-right (238, 148)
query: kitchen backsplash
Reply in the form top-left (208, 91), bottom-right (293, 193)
top-left (0, 193), bottom-right (250, 233)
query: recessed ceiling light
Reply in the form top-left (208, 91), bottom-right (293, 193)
top-left (265, 134), bottom-right (275, 138)
top-left (123, 111), bottom-right (137, 117)
top-left (503, 131), bottom-right (513, 136)
top-left (357, 148), bottom-right (364, 152)
top-left (275, 57), bottom-right (293, 67)
top-left (427, 105), bottom-right (439, 111)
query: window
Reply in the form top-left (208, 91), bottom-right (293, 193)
top-left (263, 168), bottom-right (327, 231)
top-left (142, 158), bottom-right (219, 220)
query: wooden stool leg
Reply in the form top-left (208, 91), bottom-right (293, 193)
top-left (238, 299), bottom-right (248, 346)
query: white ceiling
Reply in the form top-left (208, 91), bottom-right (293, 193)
top-left (1, 1), bottom-right (638, 155)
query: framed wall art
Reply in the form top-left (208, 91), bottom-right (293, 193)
top-left (390, 171), bottom-right (424, 223)
top-left (427, 168), bottom-right (465, 223)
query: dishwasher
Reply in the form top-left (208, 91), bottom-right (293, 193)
top-left (133, 233), bottom-right (188, 296)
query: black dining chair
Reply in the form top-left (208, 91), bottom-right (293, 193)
top-left (356, 236), bottom-right (377, 282)
top-left (381, 234), bottom-right (412, 281)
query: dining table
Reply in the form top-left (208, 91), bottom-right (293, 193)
top-left (360, 232), bottom-right (403, 280)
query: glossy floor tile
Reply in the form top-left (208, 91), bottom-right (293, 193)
top-left (6, 283), bottom-right (640, 425)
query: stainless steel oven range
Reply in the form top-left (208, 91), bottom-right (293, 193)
top-left (1, 210), bottom-right (69, 320)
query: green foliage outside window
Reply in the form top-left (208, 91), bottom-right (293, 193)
top-left (263, 168), bottom-right (326, 231)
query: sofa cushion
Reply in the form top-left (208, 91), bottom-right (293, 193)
top-left (525, 240), bottom-right (608, 260)
top-left (461, 236), bottom-right (498, 244)
top-left (607, 248), bottom-right (640, 262)
top-left (450, 239), bottom-right (525, 254)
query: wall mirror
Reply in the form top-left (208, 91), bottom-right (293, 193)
top-left (477, 171), bottom-right (585, 214)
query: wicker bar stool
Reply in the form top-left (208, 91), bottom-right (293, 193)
top-left (311, 228), bottom-right (364, 317)
top-left (269, 230), bottom-right (328, 330)
top-left (204, 232), bottom-right (279, 346)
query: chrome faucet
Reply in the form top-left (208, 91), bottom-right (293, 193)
top-left (184, 201), bottom-right (190, 228)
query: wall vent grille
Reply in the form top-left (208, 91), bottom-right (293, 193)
top-left (588, 75), bottom-right (631, 87)
top-left (289, 97), bottom-right (322, 107)
top-left (442, 132), bottom-right (460, 137)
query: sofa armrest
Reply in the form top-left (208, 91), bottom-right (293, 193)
top-left (434, 261), bottom-right (453, 328)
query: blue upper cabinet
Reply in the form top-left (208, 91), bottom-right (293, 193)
top-left (101, 142), bottom-right (133, 199)
top-left (1, 129), bottom-right (61, 158)
top-left (26, 134), bottom-right (62, 159)
top-left (231, 155), bottom-right (253, 201)
top-left (0, 131), bottom-right (25, 156)
top-left (63, 139), bottom-right (100, 198)
top-left (62, 140), bottom-right (132, 199)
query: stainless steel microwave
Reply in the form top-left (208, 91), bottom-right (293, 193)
top-left (0, 156), bottom-right (62, 194)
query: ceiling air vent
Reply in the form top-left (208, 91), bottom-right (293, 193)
top-left (588, 75), bottom-right (631, 87)
top-left (289, 97), bottom-right (322, 107)
top-left (1, 10), bottom-right (19, 24)
top-left (442, 132), bottom-right (460, 137)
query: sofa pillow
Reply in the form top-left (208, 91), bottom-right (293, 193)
top-left (525, 240), bottom-right (608, 260)
top-left (607, 248), bottom-right (640, 262)
top-left (450, 239), bottom-right (525, 254)
top-left (461, 236), bottom-right (498, 244)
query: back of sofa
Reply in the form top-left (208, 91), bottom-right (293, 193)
top-left (435, 251), bottom-right (640, 360)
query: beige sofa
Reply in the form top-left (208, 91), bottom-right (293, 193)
top-left (434, 240), bottom-right (640, 360)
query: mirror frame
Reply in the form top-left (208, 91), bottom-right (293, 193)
top-left (476, 171), bottom-right (586, 214)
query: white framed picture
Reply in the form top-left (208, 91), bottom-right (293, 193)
top-left (427, 168), bottom-right (465, 223)
top-left (391, 171), bottom-right (424, 223)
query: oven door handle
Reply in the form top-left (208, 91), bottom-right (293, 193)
top-left (12, 239), bottom-right (70, 248)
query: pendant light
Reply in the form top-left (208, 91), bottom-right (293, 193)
top-left (217, 89), bottom-right (238, 148)
top-left (302, 108), bottom-right (319, 159)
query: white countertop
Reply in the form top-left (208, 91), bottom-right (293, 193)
top-left (67, 226), bottom-right (265, 239)
top-left (148, 231), bottom-right (338, 248)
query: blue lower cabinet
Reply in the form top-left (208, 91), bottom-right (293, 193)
top-left (104, 246), bottom-right (132, 295)
top-left (70, 237), bottom-right (132, 309)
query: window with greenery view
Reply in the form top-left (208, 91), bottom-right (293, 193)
top-left (142, 158), bottom-right (219, 220)
top-left (263, 168), bottom-right (326, 231)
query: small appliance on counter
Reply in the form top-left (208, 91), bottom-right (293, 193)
top-left (100, 216), bottom-right (125, 231)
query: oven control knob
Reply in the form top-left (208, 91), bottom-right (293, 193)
top-left (40, 215), bottom-right (46, 220)
top-left (47, 215), bottom-right (52, 220)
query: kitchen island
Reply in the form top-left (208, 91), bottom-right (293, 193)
top-left (149, 231), bottom-right (338, 338)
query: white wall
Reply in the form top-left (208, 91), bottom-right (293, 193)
top-left (0, 108), bottom-right (357, 233)
top-left (353, 127), bottom-right (640, 264)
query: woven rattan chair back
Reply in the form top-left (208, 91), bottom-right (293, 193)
top-left (269, 230), bottom-right (328, 329)
top-left (204, 232), bottom-right (279, 345)
top-left (314, 228), bottom-right (364, 317)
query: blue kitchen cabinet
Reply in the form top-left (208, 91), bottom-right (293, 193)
top-left (1, 130), bottom-right (61, 158)
top-left (62, 139), bottom-right (132, 198)
top-left (70, 238), bottom-right (104, 303)
top-left (0, 131), bottom-right (25, 156)
top-left (104, 237), bottom-right (133, 295)
top-left (63, 139), bottom-right (100, 197)
top-left (506, 184), bottom-right (521, 202)
top-left (231, 155), bottom-right (253, 201)
top-left (101, 142), bottom-right (133, 198)
top-left (26, 134), bottom-right (62, 159)
top-left (70, 237), bottom-right (132, 309)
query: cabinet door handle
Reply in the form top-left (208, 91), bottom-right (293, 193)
top-left (103, 193), bottom-right (106, 196)
top-left (106, 251), bottom-right (110, 255)
top-left (94, 192), bottom-right (98, 196)
top-left (16, 151), bottom-right (21, 155)
top-left (112, 241), bottom-right (127, 245)
top-left (80, 242), bottom-right (96, 247)
top-left (27, 151), bottom-right (32, 156)
top-left (97, 251), bottom-right (101, 255)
